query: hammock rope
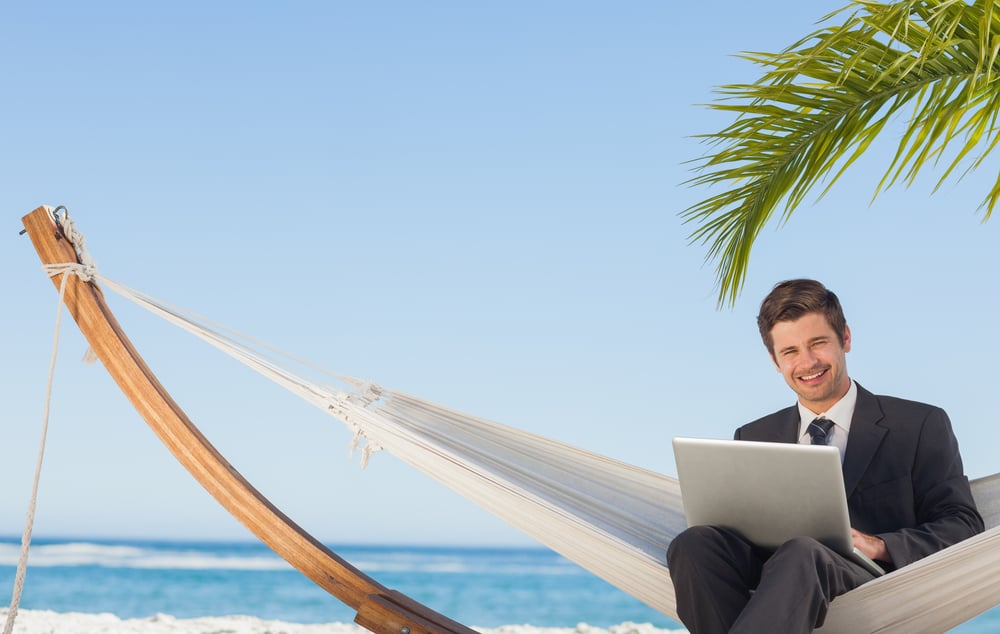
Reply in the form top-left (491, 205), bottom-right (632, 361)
top-left (3, 257), bottom-right (96, 634)
top-left (26, 212), bottom-right (1000, 633)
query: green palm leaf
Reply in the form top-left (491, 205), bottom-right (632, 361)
top-left (684, 0), bottom-right (1000, 307)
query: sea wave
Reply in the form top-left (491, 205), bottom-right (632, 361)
top-left (0, 540), bottom-right (582, 576)
top-left (0, 542), bottom-right (294, 571)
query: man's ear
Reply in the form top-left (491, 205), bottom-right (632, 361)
top-left (843, 324), bottom-right (852, 353)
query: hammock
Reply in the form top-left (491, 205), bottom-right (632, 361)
top-left (18, 207), bottom-right (1000, 634)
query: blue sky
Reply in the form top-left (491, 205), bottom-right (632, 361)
top-left (2, 1), bottom-right (998, 549)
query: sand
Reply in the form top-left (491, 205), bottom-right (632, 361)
top-left (1, 609), bottom-right (687, 634)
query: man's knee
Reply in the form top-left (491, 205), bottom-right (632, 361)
top-left (769, 536), bottom-right (829, 564)
top-left (668, 525), bottom-right (726, 568)
top-left (762, 536), bottom-right (843, 584)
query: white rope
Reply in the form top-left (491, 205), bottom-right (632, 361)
top-left (3, 260), bottom-right (95, 634)
top-left (92, 274), bottom-right (386, 465)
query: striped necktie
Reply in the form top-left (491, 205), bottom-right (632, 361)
top-left (807, 418), bottom-right (834, 445)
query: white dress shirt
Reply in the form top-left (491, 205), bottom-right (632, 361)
top-left (796, 380), bottom-right (857, 462)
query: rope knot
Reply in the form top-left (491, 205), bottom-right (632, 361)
top-left (43, 207), bottom-right (100, 283)
top-left (43, 261), bottom-right (98, 283)
top-left (328, 388), bottom-right (385, 468)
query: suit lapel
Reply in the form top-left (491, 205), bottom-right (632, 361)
top-left (742, 406), bottom-right (799, 442)
top-left (842, 384), bottom-right (888, 498)
top-left (777, 407), bottom-right (799, 443)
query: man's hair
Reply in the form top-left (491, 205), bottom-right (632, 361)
top-left (757, 279), bottom-right (847, 356)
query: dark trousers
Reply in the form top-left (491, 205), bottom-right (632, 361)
top-left (666, 526), bottom-right (876, 634)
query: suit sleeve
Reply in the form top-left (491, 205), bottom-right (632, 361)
top-left (877, 407), bottom-right (984, 568)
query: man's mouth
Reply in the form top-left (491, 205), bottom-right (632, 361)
top-left (799, 368), bottom-right (827, 382)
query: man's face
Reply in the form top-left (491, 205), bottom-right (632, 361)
top-left (769, 312), bottom-right (852, 414)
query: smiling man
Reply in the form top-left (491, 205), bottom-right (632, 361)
top-left (770, 311), bottom-right (851, 414)
top-left (666, 279), bottom-right (984, 634)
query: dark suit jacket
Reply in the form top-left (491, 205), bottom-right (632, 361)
top-left (734, 383), bottom-right (984, 571)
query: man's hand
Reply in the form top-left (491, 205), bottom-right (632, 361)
top-left (851, 528), bottom-right (890, 563)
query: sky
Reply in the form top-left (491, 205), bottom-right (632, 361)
top-left (2, 1), bottom-right (999, 552)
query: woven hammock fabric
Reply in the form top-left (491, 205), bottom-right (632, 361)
top-left (99, 275), bottom-right (1000, 633)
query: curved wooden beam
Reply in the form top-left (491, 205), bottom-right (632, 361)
top-left (21, 206), bottom-right (474, 634)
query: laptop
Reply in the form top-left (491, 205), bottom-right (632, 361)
top-left (672, 437), bottom-right (885, 577)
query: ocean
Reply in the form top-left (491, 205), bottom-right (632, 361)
top-left (1, 537), bottom-right (997, 632)
top-left (0, 538), bottom-right (679, 630)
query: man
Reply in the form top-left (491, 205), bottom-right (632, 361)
top-left (667, 279), bottom-right (984, 633)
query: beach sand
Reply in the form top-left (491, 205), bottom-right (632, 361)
top-left (2, 609), bottom-right (687, 634)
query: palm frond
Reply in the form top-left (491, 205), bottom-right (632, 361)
top-left (684, 0), bottom-right (1000, 307)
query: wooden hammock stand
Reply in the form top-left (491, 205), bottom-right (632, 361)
top-left (21, 205), bottom-right (477, 634)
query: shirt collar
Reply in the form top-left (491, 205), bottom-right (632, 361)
top-left (797, 379), bottom-right (857, 440)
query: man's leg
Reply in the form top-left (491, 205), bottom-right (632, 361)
top-left (730, 537), bottom-right (876, 634)
top-left (667, 526), bottom-right (768, 634)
